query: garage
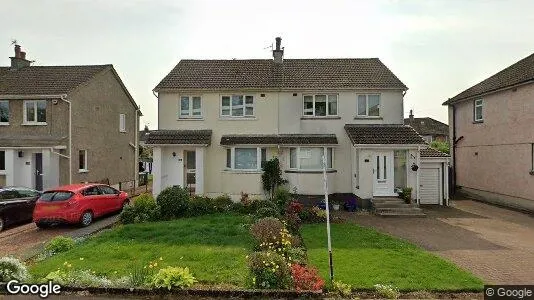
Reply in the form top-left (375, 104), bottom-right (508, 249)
top-left (419, 148), bottom-right (450, 205)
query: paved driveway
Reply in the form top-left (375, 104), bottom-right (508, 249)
top-left (338, 199), bottom-right (534, 285)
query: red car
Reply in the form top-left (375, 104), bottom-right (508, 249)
top-left (33, 184), bottom-right (129, 228)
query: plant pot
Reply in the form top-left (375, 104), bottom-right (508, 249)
top-left (333, 204), bottom-right (340, 211)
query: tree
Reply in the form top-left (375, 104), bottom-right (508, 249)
top-left (430, 140), bottom-right (450, 154)
top-left (261, 158), bottom-right (288, 200)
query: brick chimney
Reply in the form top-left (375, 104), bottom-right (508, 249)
top-left (10, 44), bottom-right (31, 70)
top-left (409, 109), bottom-right (414, 123)
top-left (272, 37), bottom-right (284, 64)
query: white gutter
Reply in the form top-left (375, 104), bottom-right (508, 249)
top-left (0, 94), bottom-right (67, 99)
top-left (59, 95), bottom-right (72, 184)
top-left (416, 145), bottom-right (421, 204)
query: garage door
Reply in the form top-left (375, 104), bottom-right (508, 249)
top-left (420, 168), bottom-right (440, 204)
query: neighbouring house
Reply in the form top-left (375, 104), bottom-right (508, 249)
top-left (404, 110), bottom-right (449, 143)
top-left (149, 37), bottom-right (449, 205)
top-left (443, 52), bottom-right (534, 212)
top-left (139, 125), bottom-right (153, 173)
top-left (0, 44), bottom-right (141, 191)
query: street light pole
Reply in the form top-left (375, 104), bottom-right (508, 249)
top-left (322, 154), bottom-right (334, 282)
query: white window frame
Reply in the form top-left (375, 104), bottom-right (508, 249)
top-left (302, 94), bottom-right (338, 117)
top-left (23, 100), bottom-right (47, 125)
top-left (225, 147), bottom-right (267, 171)
top-left (474, 99), bottom-right (483, 122)
top-left (288, 146), bottom-right (334, 170)
top-left (179, 96), bottom-right (202, 118)
top-left (220, 95), bottom-right (255, 118)
top-left (119, 114), bottom-right (126, 133)
top-left (0, 100), bottom-right (9, 125)
top-left (79, 149), bottom-right (88, 172)
top-left (357, 94), bottom-right (381, 117)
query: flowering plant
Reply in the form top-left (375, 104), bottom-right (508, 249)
top-left (247, 251), bottom-right (292, 289)
top-left (290, 264), bottom-right (324, 291)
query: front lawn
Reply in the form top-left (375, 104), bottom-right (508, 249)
top-left (31, 213), bottom-right (252, 286)
top-left (302, 223), bottom-right (484, 291)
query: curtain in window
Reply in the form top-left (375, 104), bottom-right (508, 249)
top-left (290, 148), bottom-right (297, 168)
top-left (368, 95), bottom-right (380, 116)
top-left (299, 147), bottom-right (324, 169)
top-left (232, 95), bottom-right (244, 116)
top-left (303, 96), bottom-right (313, 116)
top-left (25, 101), bottom-right (35, 122)
top-left (235, 148), bottom-right (257, 169)
top-left (327, 95), bottom-right (337, 115)
top-left (192, 97), bottom-right (201, 116)
top-left (357, 95), bottom-right (367, 116)
top-left (314, 95), bottom-right (327, 116)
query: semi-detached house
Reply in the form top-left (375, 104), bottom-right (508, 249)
top-left (149, 38), bottom-right (449, 205)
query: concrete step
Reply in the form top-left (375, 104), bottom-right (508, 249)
top-left (374, 202), bottom-right (419, 209)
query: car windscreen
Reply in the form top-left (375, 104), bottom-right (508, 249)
top-left (39, 191), bottom-right (74, 202)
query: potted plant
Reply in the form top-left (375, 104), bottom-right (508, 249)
top-left (331, 198), bottom-right (342, 211)
top-left (399, 187), bottom-right (413, 204)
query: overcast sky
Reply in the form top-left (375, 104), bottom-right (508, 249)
top-left (1, 0), bottom-right (533, 128)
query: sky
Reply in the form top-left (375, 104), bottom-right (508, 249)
top-left (1, 0), bottom-right (533, 128)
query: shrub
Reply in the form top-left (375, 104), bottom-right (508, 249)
top-left (120, 193), bottom-right (160, 224)
top-left (188, 195), bottom-right (216, 217)
top-left (45, 236), bottom-right (76, 254)
top-left (151, 267), bottom-right (196, 290)
top-left (398, 187), bottom-right (413, 204)
top-left (254, 207), bottom-right (280, 220)
top-left (285, 247), bottom-right (307, 265)
top-left (44, 269), bottom-right (125, 288)
top-left (283, 212), bottom-right (301, 234)
top-left (156, 186), bottom-right (190, 220)
top-left (430, 140), bottom-right (450, 154)
top-left (273, 187), bottom-right (292, 214)
top-left (213, 194), bottom-right (233, 212)
top-left (299, 207), bottom-right (326, 223)
top-left (248, 251), bottom-right (292, 289)
top-left (333, 280), bottom-right (352, 297)
top-left (286, 201), bottom-right (304, 215)
top-left (261, 158), bottom-right (288, 200)
top-left (250, 217), bottom-right (288, 247)
top-left (229, 202), bottom-right (246, 214)
top-left (0, 257), bottom-right (29, 282)
top-left (374, 284), bottom-right (400, 299)
top-left (290, 264), bottom-right (324, 291)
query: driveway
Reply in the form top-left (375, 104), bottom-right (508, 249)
top-left (338, 199), bottom-right (534, 285)
top-left (0, 214), bottom-right (119, 260)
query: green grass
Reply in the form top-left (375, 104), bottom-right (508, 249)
top-left (302, 223), bottom-right (484, 291)
top-left (30, 213), bottom-right (252, 286)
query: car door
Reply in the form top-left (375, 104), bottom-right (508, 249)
top-left (15, 188), bottom-right (40, 221)
top-left (0, 189), bottom-right (25, 226)
top-left (98, 185), bottom-right (121, 212)
top-left (82, 186), bottom-right (106, 217)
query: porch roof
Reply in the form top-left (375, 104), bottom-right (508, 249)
top-left (420, 147), bottom-right (449, 158)
top-left (0, 135), bottom-right (66, 147)
top-left (145, 130), bottom-right (212, 145)
top-left (220, 134), bottom-right (338, 145)
top-left (344, 124), bottom-right (426, 145)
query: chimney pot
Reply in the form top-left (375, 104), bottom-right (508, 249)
top-left (409, 110), bottom-right (414, 122)
top-left (14, 44), bottom-right (21, 58)
top-left (273, 37), bottom-right (284, 64)
top-left (275, 37), bottom-right (282, 50)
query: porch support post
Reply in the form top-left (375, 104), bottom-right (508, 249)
top-left (195, 147), bottom-right (204, 195)
top-left (444, 161), bottom-right (450, 205)
top-left (416, 146), bottom-right (421, 203)
top-left (42, 149), bottom-right (52, 190)
top-left (4, 149), bottom-right (15, 186)
top-left (152, 147), bottom-right (162, 198)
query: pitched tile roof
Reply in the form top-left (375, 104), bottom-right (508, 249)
top-left (420, 147), bottom-right (450, 158)
top-left (154, 58), bottom-right (407, 91)
top-left (404, 117), bottom-right (449, 136)
top-left (220, 134), bottom-right (338, 146)
top-left (444, 53), bottom-right (534, 104)
top-left (0, 65), bottom-right (110, 95)
top-left (145, 130), bottom-right (212, 145)
top-left (344, 124), bottom-right (426, 145)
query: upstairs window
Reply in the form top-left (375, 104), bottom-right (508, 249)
top-left (221, 95), bottom-right (254, 117)
top-left (474, 99), bottom-right (483, 122)
top-left (119, 114), bottom-right (126, 132)
top-left (180, 96), bottom-right (202, 118)
top-left (357, 94), bottom-right (380, 117)
top-left (303, 94), bottom-right (338, 117)
top-left (24, 100), bottom-right (46, 124)
top-left (0, 101), bottom-right (9, 124)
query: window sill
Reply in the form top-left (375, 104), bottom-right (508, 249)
top-left (0, 122), bottom-right (9, 126)
top-left (219, 117), bottom-right (257, 121)
top-left (300, 116), bottom-right (341, 120)
top-left (285, 169), bottom-right (337, 174)
top-left (354, 116), bottom-right (382, 120)
top-left (473, 120), bottom-right (484, 124)
top-left (222, 169), bottom-right (262, 174)
top-left (0, 171), bottom-right (6, 175)
top-left (22, 122), bottom-right (47, 126)
top-left (178, 117), bottom-right (204, 121)
top-left (79, 169), bottom-right (89, 173)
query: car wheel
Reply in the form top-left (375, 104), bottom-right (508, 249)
top-left (80, 211), bottom-right (93, 227)
top-left (36, 222), bottom-right (49, 229)
top-left (0, 216), bottom-right (4, 232)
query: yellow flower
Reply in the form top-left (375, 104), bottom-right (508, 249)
top-left (159, 257), bottom-right (163, 261)
top-left (63, 261), bottom-right (68, 265)
top-left (153, 262), bottom-right (157, 267)
top-left (149, 264), bottom-right (153, 268)
top-left (79, 258), bottom-right (84, 261)
top-left (245, 255), bottom-right (249, 259)
top-left (67, 264), bottom-right (72, 268)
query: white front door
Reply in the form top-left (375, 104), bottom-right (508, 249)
top-left (373, 151), bottom-right (394, 196)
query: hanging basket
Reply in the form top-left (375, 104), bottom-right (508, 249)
top-left (411, 164), bottom-right (419, 171)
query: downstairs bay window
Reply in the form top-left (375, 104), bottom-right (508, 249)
top-left (289, 147), bottom-right (333, 170)
top-left (226, 147), bottom-right (267, 171)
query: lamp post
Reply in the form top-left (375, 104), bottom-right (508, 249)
top-left (322, 154), bottom-right (334, 282)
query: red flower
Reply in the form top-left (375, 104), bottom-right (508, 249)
top-left (290, 264), bottom-right (325, 291)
